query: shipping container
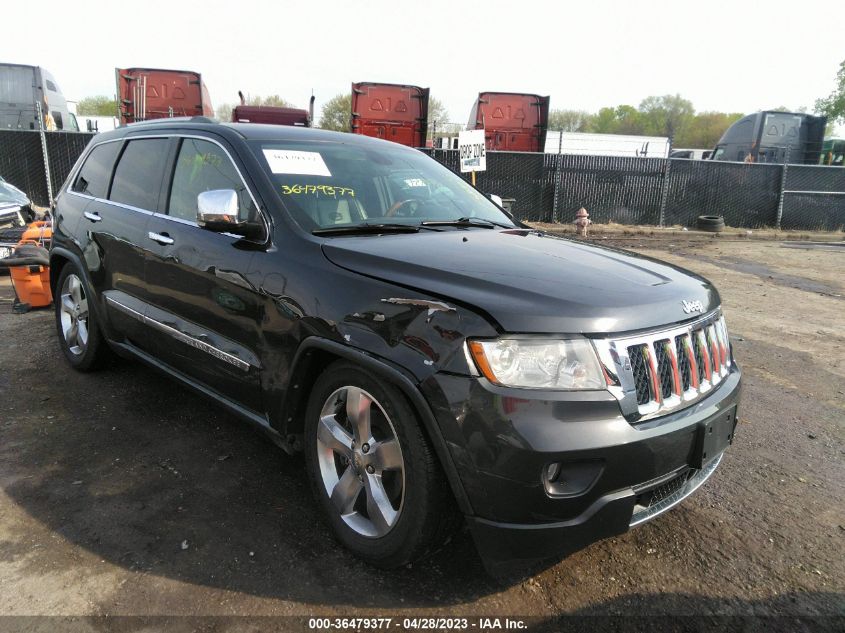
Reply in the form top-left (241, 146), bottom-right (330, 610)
top-left (116, 67), bottom-right (213, 125)
top-left (351, 82), bottom-right (429, 147)
top-left (468, 92), bottom-right (550, 152)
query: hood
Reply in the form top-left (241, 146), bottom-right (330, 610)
top-left (321, 230), bottom-right (721, 334)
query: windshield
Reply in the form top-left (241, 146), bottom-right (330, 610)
top-left (0, 177), bottom-right (30, 206)
top-left (252, 140), bottom-right (517, 232)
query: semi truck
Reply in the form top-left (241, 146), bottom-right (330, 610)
top-left (0, 63), bottom-right (79, 131)
top-left (710, 111), bottom-right (827, 164)
top-left (231, 91), bottom-right (314, 127)
top-left (351, 82), bottom-right (429, 147)
top-left (115, 67), bottom-right (214, 125)
top-left (468, 92), bottom-right (550, 152)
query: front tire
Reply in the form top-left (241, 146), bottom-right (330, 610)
top-left (54, 263), bottom-right (111, 371)
top-left (304, 361), bottom-right (456, 568)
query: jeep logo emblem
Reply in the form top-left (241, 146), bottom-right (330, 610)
top-left (682, 299), bottom-right (705, 314)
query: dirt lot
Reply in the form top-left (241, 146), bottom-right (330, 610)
top-left (0, 237), bottom-right (843, 630)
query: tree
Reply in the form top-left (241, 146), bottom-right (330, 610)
top-left (638, 94), bottom-right (694, 140)
top-left (589, 105), bottom-right (642, 134)
top-left (245, 94), bottom-right (293, 108)
top-left (319, 93), bottom-right (351, 131)
top-left (428, 97), bottom-right (450, 127)
top-left (674, 111), bottom-right (743, 149)
top-left (815, 59), bottom-right (845, 125)
top-left (548, 109), bottom-right (593, 132)
top-left (77, 96), bottom-right (117, 116)
top-left (215, 103), bottom-right (233, 122)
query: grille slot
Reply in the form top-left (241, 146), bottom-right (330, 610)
top-left (627, 344), bottom-right (651, 405)
top-left (692, 328), bottom-right (706, 383)
top-left (653, 339), bottom-right (674, 399)
top-left (675, 334), bottom-right (692, 391)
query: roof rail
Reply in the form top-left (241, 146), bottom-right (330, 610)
top-left (126, 116), bottom-right (217, 127)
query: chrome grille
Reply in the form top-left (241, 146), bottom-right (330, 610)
top-left (593, 311), bottom-right (732, 421)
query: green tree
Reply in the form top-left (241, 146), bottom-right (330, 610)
top-left (319, 93), bottom-right (352, 132)
top-left (77, 95), bottom-right (117, 116)
top-left (815, 59), bottom-right (845, 126)
top-left (675, 111), bottom-right (743, 148)
top-left (638, 94), bottom-right (694, 140)
top-left (589, 105), bottom-right (642, 134)
top-left (548, 109), bottom-right (593, 132)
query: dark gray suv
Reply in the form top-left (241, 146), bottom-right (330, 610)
top-left (50, 117), bottom-right (741, 571)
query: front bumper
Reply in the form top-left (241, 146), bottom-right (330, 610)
top-left (423, 363), bottom-right (741, 564)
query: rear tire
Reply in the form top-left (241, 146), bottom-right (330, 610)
top-left (697, 215), bottom-right (725, 232)
top-left (304, 361), bottom-right (457, 568)
top-left (54, 263), bottom-right (111, 371)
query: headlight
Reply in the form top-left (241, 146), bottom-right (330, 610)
top-left (467, 338), bottom-right (605, 390)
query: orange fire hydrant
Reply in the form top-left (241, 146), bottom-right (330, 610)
top-left (574, 207), bottom-right (591, 236)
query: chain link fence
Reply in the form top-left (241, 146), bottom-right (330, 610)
top-left (0, 129), bottom-right (94, 207)
top-left (1, 127), bottom-right (843, 231)
top-left (427, 149), bottom-right (844, 231)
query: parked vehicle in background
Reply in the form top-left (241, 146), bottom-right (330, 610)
top-left (670, 148), bottom-right (712, 160)
top-left (0, 63), bottom-right (79, 131)
top-left (115, 68), bottom-right (214, 125)
top-left (49, 117), bottom-right (741, 573)
top-left (231, 91), bottom-right (314, 127)
top-left (468, 92), bottom-right (550, 152)
top-left (351, 82), bottom-right (429, 147)
top-left (0, 175), bottom-right (35, 259)
top-left (544, 131), bottom-right (670, 157)
top-left (710, 111), bottom-right (826, 164)
top-left (819, 138), bottom-right (844, 166)
top-left (75, 115), bottom-right (119, 133)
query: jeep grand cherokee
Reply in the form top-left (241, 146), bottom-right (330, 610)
top-left (50, 118), bottom-right (741, 570)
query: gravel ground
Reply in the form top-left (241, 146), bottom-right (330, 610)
top-left (0, 238), bottom-right (842, 630)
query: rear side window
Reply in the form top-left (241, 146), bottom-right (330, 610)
top-left (109, 138), bottom-right (170, 211)
top-left (168, 138), bottom-right (255, 222)
top-left (72, 142), bottom-right (121, 198)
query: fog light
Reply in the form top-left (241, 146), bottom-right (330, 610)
top-left (545, 462), bottom-right (563, 483)
top-left (542, 460), bottom-right (605, 497)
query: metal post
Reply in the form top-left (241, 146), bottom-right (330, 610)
top-left (776, 145), bottom-right (790, 229)
top-left (35, 101), bottom-right (54, 208)
top-left (551, 129), bottom-right (563, 223)
top-left (657, 135), bottom-right (674, 227)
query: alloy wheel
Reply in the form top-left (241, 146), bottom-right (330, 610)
top-left (315, 386), bottom-right (406, 538)
top-left (59, 273), bottom-right (89, 356)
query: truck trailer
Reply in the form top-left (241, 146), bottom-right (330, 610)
top-left (0, 63), bottom-right (79, 131)
top-left (116, 67), bottom-right (214, 125)
top-left (351, 82), bottom-right (429, 147)
top-left (710, 111), bottom-right (827, 164)
top-left (468, 92), bottom-right (550, 152)
top-left (231, 91), bottom-right (314, 127)
top-left (545, 131), bottom-right (670, 158)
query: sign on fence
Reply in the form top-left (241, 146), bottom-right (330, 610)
top-left (458, 129), bottom-right (486, 174)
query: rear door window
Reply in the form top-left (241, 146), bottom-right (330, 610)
top-left (71, 141), bottom-right (121, 198)
top-left (168, 138), bottom-right (256, 223)
top-left (109, 138), bottom-right (170, 211)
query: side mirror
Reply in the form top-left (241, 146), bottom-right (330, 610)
top-left (197, 189), bottom-right (249, 233)
top-left (488, 193), bottom-right (504, 207)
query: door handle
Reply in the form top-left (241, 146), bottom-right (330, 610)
top-left (83, 211), bottom-right (102, 222)
top-left (148, 231), bottom-right (174, 245)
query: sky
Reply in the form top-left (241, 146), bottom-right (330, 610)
top-left (4, 0), bottom-right (844, 132)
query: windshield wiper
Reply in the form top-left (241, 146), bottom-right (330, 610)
top-left (420, 217), bottom-right (514, 229)
top-left (312, 223), bottom-right (420, 236)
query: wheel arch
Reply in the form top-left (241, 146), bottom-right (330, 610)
top-left (281, 337), bottom-right (474, 515)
